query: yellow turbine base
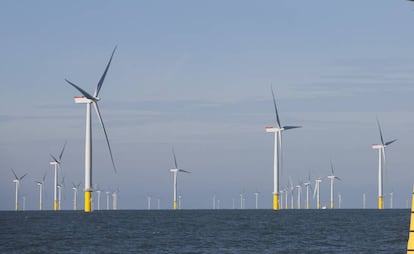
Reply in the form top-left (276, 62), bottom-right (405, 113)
top-left (84, 191), bottom-right (92, 212)
top-left (407, 188), bottom-right (414, 253)
top-left (54, 200), bottom-right (58, 211)
top-left (273, 194), bottom-right (279, 210)
top-left (330, 201), bottom-right (334, 209)
top-left (378, 196), bottom-right (383, 210)
top-left (173, 201), bottom-right (177, 210)
top-left (15, 203), bottom-right (18, 211)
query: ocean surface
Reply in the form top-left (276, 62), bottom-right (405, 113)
top-left (0, 209), bottom-right (409, 253)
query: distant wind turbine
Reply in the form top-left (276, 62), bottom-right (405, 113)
top-left (338, 193), bottom-right (342, 209)
top-left (303, 173), bottom-right (312, 209)
top-left (327, 161), bottom-right (341, 209)
top-left (57, 177), bottom-right (65, 210)
top-left (94, 185), bottom-right (102, 211)
top-left (35, 172), bottom-right (47, 211)
top-left (313, 178), bottom-right (323, 209)
top-left (254, 191), bottom-right (260, 209)
top-left (390, 192), bottom-right (394, 209)
top-left (112, 188), bottom-right (119, 210)
top-left (49, 141), bottom-right (66, 211)
top-left (169, 148), bottom-right (190, 210)
top-left (147, 195), bottom-right (152, 210)
top-left (65, 46), bottom-right (118, 213)
top-left (266, 86), bottom-right (301, 210)
top-left (372, 118), bottom-right (397, 209)
top-left (363, 193), bottom-right (366, 209)
top-left (11, 169), bottom-right (27, 211)
top-left (72, 182), bottom-right (81, 210)
top-left (106, 191), bottom-right (110, 210)
top-left (296, 183), bottom-right (302, 209)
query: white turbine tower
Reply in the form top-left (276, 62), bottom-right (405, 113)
top-left (279, 190), bottom-right (284, 209)
top-left (66, 47), bottom-right (118, 213)
top-left (303, 173), bottom-right (312, 209)
top-left (147, 195), bottom-right (152, 210)
top-left (35, 172), bottom-right (47, 211)
top-left (72, 182), bottom-right (81, 211)
top-left (313, 178), bottom-right (323, 209)
top-left (95, 185), bottom-right (102, 211)
top-left (372, 118), bottom-right (397, 209)
top-left (390, 192), bottom-right (393, 209)
top-left (327, 161), bottom-right (341, 209)
top-left (363, 193), bottom-right (366, 209)
top-left (11, 169), bottom-right (27, 211)
top-left (106, 191), bottom-right (110, 210)
top-left (289, 177), bottom-right (295, 209)
top-left (254, 191), bottom-right (260, 209)
top-left (284, 187), bottom-right (289, 209)
top-left (57, 177), bottom-right (65, 210)
top-left (338, 193), bottom-right (342, 209)
top-left (49, 142), bottom-right (66, 211)
top-left (296, 183), bottom-right (302, 209)
top-left (265, 86), bottom-right (301, 210)
top-left (169, 148), bottom-right (190, 210)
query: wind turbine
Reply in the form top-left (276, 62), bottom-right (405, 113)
top-left (372, 118), bottom-right (397, 209)
top-left (390, 192), bottom-right (394, 209)
top-left (254, 191), bottom-right (260, 209)
top-left (65, 47), bottom-right (118, 213)
top-left (289, 177), bottom-right (295, 209)
top-left (57, 177), bottom-right (65, 210)
top-left (147, 195), bottom-right (152, 210)
top-left (265, 86), bottom-right (301, 210)
top-left (72, 182), bottom-right (81, 210)
top-left (327, 161), bottom-right (341, 209)
top-left (112, 188), bottom-right (119, 210)
top-left (303, 173), bottom-right (312, 209)
top-left (106, 191), bottom-right (110, 210)
top-left (363, 193), bottom-right (366, 209)
top-left (35, 172), bottom-right (47, 211)
top-left (296, 183), bottom-right (302, 209)
top-left (279, 189), bottom-right (284, 209)
top-left (338, 193), bottom-right (342, 209)
top-left (169, 148), bottom-right (190, 210)
top-left (11, 169), bottom-right (27, 211)
top-left (313, 178), bottom-right (323, 209)
top-left (49, 142), bottom-right (66, 211)
top-left (94, 185), bottom-right (102, 211)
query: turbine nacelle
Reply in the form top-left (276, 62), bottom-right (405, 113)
top-left (372, 144), bottom-right (384, 149)
top-left (265, 126), bottom-right (283, 132)
top-left (74, 96), bottom-right (94, 104)
top-left (49, 161), bottom-right (58, 165)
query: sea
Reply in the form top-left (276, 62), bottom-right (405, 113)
top-left (0, 209), bottom-right (409, 253)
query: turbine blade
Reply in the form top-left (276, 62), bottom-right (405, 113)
top-left (376, 117), bottom-right (385, 145)
top-left (20, 173), bottom-right (28, 180)
top-left (385, 139), bottom-right (397, 146)
top-left (313, 184), bottom-right (317, 199)
top-left (283, 126), bottom-right (301, 130)
top-left (172, 147), bottom-right (178, 169)
top-left (94, 46), bottom-right (117, 98)
top-left (270, 86), bottom-right (281, 128)
top-left (59, 141), bottom-right (67, 161)
top-left (179, 169), bottom-right (191, 173)
top-left (11, 168), bottom-right (18, 179)
top-left (42, 171), bottom-right (47, 182)
top-left (330, 160), bottom-right (334, 175)
top-left (65, 79), bottom-right (95, 100)
top-left (335, 176), bottom-right (342, 181)
top-left (382, 147), bottom-right (386, 164)
top-left (58, 164), bottom-right (65, 180)
top-left (50, 153), bottom-right (59, 163)
top-left (93, 102), bottom-right (117, 173)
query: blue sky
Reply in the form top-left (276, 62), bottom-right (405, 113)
top-left (1, 1), bottom-right (414, 210)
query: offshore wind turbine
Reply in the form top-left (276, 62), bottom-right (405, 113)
top-left (95, 185), bottom-right (102, 211)
top-left (11, 169), bottom-right (27, 211)
top-left (169, 148), bottom-right (190, 210)
top-left (105, 191), bottom-right (110, 210)
top-left (65, 47), bottom-right (118, 213)
top-left (372, 118), bottom-right (397, 209)
top-left (57, 177), bottom-right (65, 210)
top-left (72, 182), bottom-right (81, 210)
top-left (266, 86), bottom-right (301, 210)
top-left (327, 161), bottom-right (341, 209)
top-left (313, 178), bottom-right (323, 209)
top-left (254, 191), bottom-right (260, 209)
top-left (49, 142), bottom-right (66, 211)
top-left (303, 173), bottom-right (312, 209)
top-left (296, 183), bottom-right (302, 209)
top-left (390, 192), bottom-right (393, 209)
top-left (35, 172), bottom-right (47, 211)
top-left (338, 193), bottom-right (342, 209)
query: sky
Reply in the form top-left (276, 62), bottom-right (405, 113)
top-left (1, 0), bottom-right (414, 210)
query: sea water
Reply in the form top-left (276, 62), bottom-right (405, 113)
top-left (0, 209), bottom-right (409, 253)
